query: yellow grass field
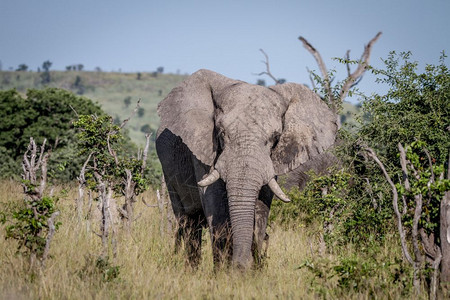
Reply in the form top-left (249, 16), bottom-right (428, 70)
top-left (0, 180), bottom-right (413, 299)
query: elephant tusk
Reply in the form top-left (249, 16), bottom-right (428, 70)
top-left (198, 169), bottom-right (220, 187)
top-left (268, 178), bottom-right (291, 203)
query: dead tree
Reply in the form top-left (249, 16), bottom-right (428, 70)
top-left (256, 49), bottom-right (283, 85)
top-left (365, 143), bottom-right (448, 299)
top-left (120, 133), bottom-right (151, 232)
top-left (76, 152), bottom-right (93, 221)
top-left (299, 32), bottom-right (382, 126)
top-left (21, 137), bottom-right (59, 269)
top-left (440, 149), bottom-right (450, 288)
top-left (155, 176), bottom-right (175, 236)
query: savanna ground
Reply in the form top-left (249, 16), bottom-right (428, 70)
top-left (0, 180), bottom-right (413, 299)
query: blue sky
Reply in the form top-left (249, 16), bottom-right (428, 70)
top-left (1, 0), bottom-right (449, 100)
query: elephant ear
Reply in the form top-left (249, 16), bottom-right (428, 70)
top-left (157, 69), bottom-right (239, 166)
top-left (269, 83), bottom-right (338, 175)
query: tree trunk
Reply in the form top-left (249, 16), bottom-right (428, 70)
top-left (440, 191), bottom-right (450, 285)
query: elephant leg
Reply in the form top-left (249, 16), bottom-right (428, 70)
top-left (176, 214), bottom-right (205, 268)
top-left (199, 177), bottom-right (232, 267)
top-left (165, 178), bottom-right (205, 268)
top-left (252, 184), bottom-right (273, 267)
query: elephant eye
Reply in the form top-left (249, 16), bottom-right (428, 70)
top-left (218, 131), bottom-right (225, 149)
top-left (270, 132), bottom-right (281, 149)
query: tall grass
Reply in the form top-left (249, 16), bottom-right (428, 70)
top-left (0, 180), bottom-right (415, 299)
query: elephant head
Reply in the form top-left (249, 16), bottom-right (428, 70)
top-left (157, 69), bottom-right (337, 268)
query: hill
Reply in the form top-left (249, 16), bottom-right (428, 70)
top-left (0, 70), bottom-right (187, 146)
top-left (0, 70), bottom-right (361, 145)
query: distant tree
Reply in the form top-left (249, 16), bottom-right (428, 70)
top-left (95, 67), bottom-right (102, 72)
top-left (140, 124), bottom-right (152, 134)
top-left (137, 107), bottom-right (145, 118)
top-left (124, 96), bottom-right (132, 108)
top-left (5, 137), bottom-right (60, 271)
top-left (72, 75), bottom-right (85, 95)
top-left (151, 72), bottom-right (158, 78)
top-left (42, 60), bottom-right (52, 72)
top-left (0, 88), bottom-right (104, 181)
top-left (40, 60), bottom-right (52, 84)
top-left (2, 73), bottom-right (11, 85)
top-left (16, 64), bottom-right (28, 71)
top-left (136, 72), bottom-right (142, 80)
top-left (256, 79), bottom-right (266, 86)
top-left (157, 66), bottom-right (164, 74)
top-left (277, 78), bottom-right (286, 84)
top-left (66, 66), bottom-right (72, 71)
top-left (77, 64), bottom-right (84, 71)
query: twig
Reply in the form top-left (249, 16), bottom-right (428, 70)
top-left (306, 67), bottom-right (316, 90)
top-left (339, 32), bottom-right (382, 101)
top-left (141, 133), bottom-right (151, 175)
top-left (69, 104), bottom-right (79, 117)
top-left (119, 98), bottom-right (142, 129)
top-left (298, 36), bottom-right (334, 106)
top-left (256, 49), bottom-right (280, 85)
top-left (142, 197), bottom-right (158, 208)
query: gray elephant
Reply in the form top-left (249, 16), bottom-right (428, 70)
top-left (156, 69), bottom-right (337, 269)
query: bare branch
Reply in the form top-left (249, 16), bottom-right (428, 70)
top-left (256, 49), bottom-right (280, 85)
top-left (142, 197), bottom-right (158, 208)
top-left (107, 134), bottom-right (119, 166)
top-left (365, 145), bottom-right (415, 265)
top-left (339, 32), bottom-right (382, 101)
top-left (141, 133), bottom-right (151, 175)
top-left (299, 36), bottom-right (334, 107)
top-left (306, 67), bottom-right (316, 90)
top-left (345, 50), bottom-right (351, 77)
top-left (119, 98), bottom-right (142, 129)
top-left (69, 104), bottom-right (79, 118)
top-left (399, 143), bottom-right (411, 191)
top-left (42, 211), bottom-right (60, 267)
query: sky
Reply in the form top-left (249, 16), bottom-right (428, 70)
top-left (1, 0), bottom-right (449, 100)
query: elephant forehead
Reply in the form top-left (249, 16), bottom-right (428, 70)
top-left (217, 103), bottom-right (282, 136)
top-left (217, 88), bottom-right (284, 127)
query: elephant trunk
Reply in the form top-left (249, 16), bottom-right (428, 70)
top-left (226, 164), bottom-right (263, 269)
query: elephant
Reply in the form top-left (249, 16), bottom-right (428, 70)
top-left (155, 69), bottom-right (337, 269)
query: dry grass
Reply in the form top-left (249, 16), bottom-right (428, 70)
top-left (0, 180), bottom-right (412, 299)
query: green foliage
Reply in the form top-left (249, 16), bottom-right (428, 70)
top-left (73, 113), bottom-right (150, 195)
top-left (140, 124), bottom-right (152, 134)
top-left (137, 107), bottom-right (145, 117)
top-left (16, 64), bottom-right (28, 72)
top-left (5, 192), bottom-right (60, 258)
top-left (299, 255), bottom-right (413, 296)
top-left (3, 175), bottom-right (62, 269)
top-left (123, 96), bottom-right (132, 107)
top-left (0, 69), bottom-right (187, 148)
top-left (272, 165), bottom-right (392, 247)
top-left (72, 75), bottom-right (85, 95)
top-left (361, 51), bottom-right (450, 166)
top-left (0, 88), bottom-right (104, 181)
top-left (78, 255), bottom-right (121, 283)
top-left (397, 141), bottom-right (450, 233)
top-left (40, 60), bottom-right (52, 84)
